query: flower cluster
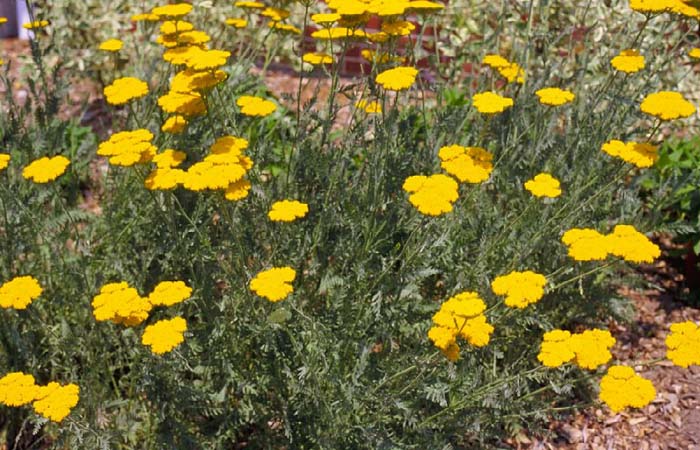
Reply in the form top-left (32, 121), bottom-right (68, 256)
top-left (428, 291), bottom-right (494, 361)
top-left (610, 49), bottom-right (645, 73)
top-left (538, 329), bottom-right (615, 370)
top-left (22, 156), bottom-right (70, 183)
top-left (482, 54), bottom-right (525, 84)
top-left (103, 77), bottom-right (149, 105)
top-left (99, 38), bottom-right (123, 52)
top-left (562, 224), bottom-right (660, 263)
top-left (97, 129), bottom-right (157, 167)
top-left (141, 317), bottom-right (188, 354)
top-left (375, 66), bottom-right (419, 91)
top-left (0, 275), bottom-right (43, 309)
top-left (535, 87), bottom-right (575, 106)
top-left (237, 95), bottom-right (277, 117)
top-left (438, 145), bottom-right (493, 184)
top-left (599, 365), bottom-right (656, 412)
top-left (601, 140), bottom-right (658, 168)
top-left (491, 270), bottom-right (547, 309)
top-left (629, 0), bottom-right (699, 17)
top-left (250, 267), bottom-right (296, 302)
top-left (268, 200), bottom-right (309, 222)
top-left (402, 174), bottom-right (459, 216)
top-left (524, 173), bottom-right (562, 198)
top-left (0, 372), bottom-right (79, 422)
top-left (0, 153), bottom-right (9, 172)
top-left (472, 91), bottom-right (514, 114)
top-left (640, 91), bottom-right (696, 121)
top-left (665, 321), bottom-right (700, 367)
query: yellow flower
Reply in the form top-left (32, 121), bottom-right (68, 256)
top-left (235, 1), bottom-right (266, 8)
top-left (303, 52), bottom-right (333, 65)
top-left (131, 13), bottom-right (160, 22)
top-left (158, 90), bottom-right (207, 116)
top-left (601, 140), bottom-right (658, 168)
top-left (0, 372), bottom-right (40, 406)
top-left (91, 282), bottom-right (152, 326)
top-left (665, 321), bottom-right (700, 368)
top-left (163, 45), bottom-right (205, 65)
top-left (177, 30), bottom-right (212, 46)
top-left (491, 270), bottom-right (547, 309)
top-left (236, 95), bottom-right (277, 117)
top-left (184, 49), bottom-right (231, 70)
top-left (524, 173), bottom-right (562, 198)
top-left (147, 281), bottom-right (192, 307)
top-left (261, 7), bottom-right (290, 21)
top-left (311, 13), bottom-right (341, 24)
top-left (171, 69), bottom-right (227, 93)
top-left (537, 330), bottom-right (575, 367)
top-left (406, 0), bottom-right (445, 13)
top-left (561, 228), bottom-right (609, 261)
top-left (569, 329), bottom-right (616, 369)
top-left (151, 3), bottom-right (193, 17)
top-left (22, 20), bottom-right (49, 30)
top-left (145, 168), bottom-right (186, 190)
top-left (182, 152), bottom-right (252, 191)
top-left (32, 382), bottom-right (79, 422)
top-left (268, 200), bottom-right (309, 222)
top-left (375, 66), bottom-right (419, 91)
top-left (472, 91), bottom-right (514, 114)
top-left (629, 0), bottom-right (676, 13)
top-left (610, 49), bottom-right (645, 73)
top-left (606, 224), bottom-right (660, 263)
top-left (311, 27), bottom-right (363, 40)
top-left (250, 267), bottom-right (296, 302)
top-left (599, 366), bottom-right (656, 412)
top-left (438, 145), bottom-right (493, 184)
top-left (535, 87), bottom-right (575, 106)
top-left (429, 291), bottom-right (494, 358)
top-left (225, 179), bottom-right (251, 201)
top-left (355, 99), bottom-right (382, 114)
top-left (210, 135), bottom-right (249, 155)
top-left (0, 276), bottom-right (42, 309)
top-left (152, 149), bottom-right (187, 168)
top-left (99, 38), bottom-right (123, 52)
top-left (640, 91), bottom-right (696, 121)
top-left (268, 22), bottom-right (302, 34)
top-left (162, 115), bottom-right (188, 134)
top-left (497, 63), bottom-right (525, 84)
top-left (22, 156), bottom-right (70, 183)
top-left (403, 174), bottom-right (459, 216)
top-left (142, 317), bottom-right (188, 354)
top-left (689, 47), bottom-right (700, 59)
top-left (0, 17), bottom-right (7, 25)
top-left (0, 153), bottom-right (9, 171)
top-left (328, 0), bottom-right (369, 15)
top-left (103, 77), bottom-right (149, 105)
top-left (225, 17), bottom-right (248, 28)
top-left (381, 20), bottom-right (415, 36)
top-left (159, 20), bottom-right (194, 35)
top-left (97, 129), bottom-right (157, 167)
top-left (482, 54), bottom-right (510, 69)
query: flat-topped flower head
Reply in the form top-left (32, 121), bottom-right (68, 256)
top-left (403, 174), bottom-right (459, 216)
top-left (491, 270), bottom-right (547, 309)
top-left (23, 20), bottom-right (49, 30)
top-left (32, 382), bottom-right (80, 422)
top-left (235, 1), bottom-right (265, 8)
top-left (91, 282), bottom-right (152, 326)
top-left (225, 17), bottom-right (248, 28)
top-left (482, 54), bottom-right (510, 69)
top-left (151, 3), bottom-right (192, 17)
top-left (225, 179), bottom-right (251, 201)
top-left (606, 224), bottom-right (660, 263)
top-left (268, 200), bottom-right (309, 222)
top-left (438, 145), bottom-right (493, 183)
top-left (569, 329), bottom-right (616, 369)
top-left (641, 91), bottom-right (696, 120)
top-left (629, 0), bottom-right (675, 13)
top-left (665, 321), bottom-right (700, 367)
top-left (158, 90), bottom-right (207, 116)
top-left (237, 96), bottom-right (277, 117)
top-left (0, 276), bottom-right (42, 309)
top-left (303, 52), bottom-right (333, 65)
top-left (601, 140), bottom-right (659, 168)
top-left (356, 99), bottom-right (382, 114)
top-left (98, 129), bottom-right (157, 167)
top-left (145, 168), bottom-right (186, 190)
top-left (311, 13), bottom-right (341, 24)
top-left (104, 77), bottom-right (149, 105)
top-left (0, 153), bottom-right (9, 171)
top-left (472, 91), bottom-right (513, 114)
top-left (376, 67), bottom-right (419, 91)
top-left (561, 228), bottom-right (609, 261)
top-left (498, 63), bottom-right (525, 84)
top-left (535, 87), bottom-right (575, 106)
top-left (599, 365), bottom-right (656, 412)
top-left (184, 49), bottom-right (231, 71)
top-left (99, 38), bottom-right (123, 52)
top-left (22, 156), bottom-right (70, 183)
top-left (537, 330), bottom-right (575, 367)
top-left (171, 69), bottom-right (227, 93)
top-left (250, 267), bottom-right (296, 302)
top-left (611, 49), bottom-right (645, 73)
top-left (524, 173), bottom-right (561, 198)
top-left (142, 317), bottom-right (187, 354)
top-left (0, 372), bottom-right (40, 406)
top-left (159, 20), bottom-right (194, 35)
top-left (162, 115), bottom-right (188, 134)
top-left (689, 48), bottom-right (700, 59)
top-left (429, 291), bottom-right (494, 360)
top-left (147, 281), bottom-right (192, 307)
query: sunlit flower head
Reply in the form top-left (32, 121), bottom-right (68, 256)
top-left (610, 49), bottom-right (645, 73)
top-left (472, 91), bottom-right (514, 114)
top-left (524, 173), bottom-right (562, 198)
top-left (22, 156), bottom-right (70, 183)
top-left (640, 91), bottom-right (696, 121)
top-left (250, 267), bottom-right (296, 302)
top-left (99, 38), bottom-right (123, 52)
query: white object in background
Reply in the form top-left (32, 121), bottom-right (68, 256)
top-left (17, 0), bottom-right (33, 40)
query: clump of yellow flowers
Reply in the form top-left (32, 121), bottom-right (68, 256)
top-left (0, 372), bottom-right (79, 422)
top-left (562, 224), bottom-right (660, 263)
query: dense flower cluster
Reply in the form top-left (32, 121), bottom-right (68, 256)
top-left (147, 281), bottom-right (193, 307)
top-left (524, 173), bottom-right (562, 198)
top-left (0, 153), bottom-right (9, 171)
top-left (491, 270), bottom-right (547, 309)
top-left (99, 38), bottom-right (123, 52)
top-left (610, 49), bottom-right (645, 73)
top-left (22, 156), bottom-right (70, 183)
top-left (438, 145), bottom-right (493, 183)
top-left (250, 267), bottom-right (296, 302)
top-left (640, 91), bottom-right (696, 120)
top-left (535, 87), bottom-right (575, 106)
top-left (665, 321), bottom-right (700, 367)
top-left (601, 140), bottom-right (658, 168)
top-left (268, 200), bottom-right (309, 222)
top-left (0, 372), bottom-right (40, 406)
top-left (482, 54), bottom-right (525, 83)
top-left (180, 136), bottom-right (254, 196)
top-left (0, 275), bottom-right (43, 309)
top-left (472, 91), bottom-right (514, 114)
top-left (562, 224), bottom-right (660, 263)
top-left (141, 317), bottom-right (188, 354)
top-left (428, 291), bottom-right (494, 361)
top-left (237, 95), bottom-right (277, 117)
top-left (402, 174), bottom-right (459, 216)
top-left (97, 129), bottom-right (157, 167)
top-left (375, 66), bottom-right (419, 91)
top-left (599, 365), bottom-right (656, 412)
top-left (0, 372), bottom-right (79, 422)
top-left (92, 282), bottom-right (153, 326)
top-left (103, 77), bottom-right (149, 105)
top-left (538, 329), bottom-right (615, 369)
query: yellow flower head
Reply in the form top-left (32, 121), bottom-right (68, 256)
top-left (438, 145), bottom-right (493, 184)
top-left (381, 20), bottom-right (416, 36)
top-left (237, 95), bottom-right (277, 117)
top-left (606, 224), bottom-right (660, 263)
top-left (147, 281), bottom-right (192, 307)
top-left (0, 17), bottom-right (7, 25)
top-left (250, 267), bottom-right (296, 302)
top-left (665, 321), bottom-right (700, 368)
top-left (91, 282), bottom-right (152, 326)
top-left (225, 179), bottom-right (252, 201)
top-left (535, 87), bottom-right (575, 106)
top-left (482, 54), bottom-right (510, 69)
top-left (629, 0), bottom-right (675, 13)
top-left (142, 317), bottom-right (188, 354)
top-left (184, 49), bottom-right (231, 71)
top-left (268, 200), bottom-right (309, 222)
top-left (145, 168), bottom-right (186, 190)
top-left (402, 174), bottom-right (459, 216)
top-left (610, 49), bottom-right (645, 73)
top-left (524, 173), bottom-right (562, 198)
top-left (225, 17), bottom-right (248, 28)
top-left (640, 91), bottom-right (696, 121)
top-left (235, 1), bottom-right (265, 8)
top-left (0, 275), bottom-right (42, 309)
top-left (99, 38), bottom-right (123, 52)
top-left (22, 156), bottom-right (70, 183)
top-left (472, 91), bottom-right (514, 114)
top-left (311, 27), bottom-right (364, 40)
top-left (131, 13), bottom-right (160, 22)
top-left (182, 152), bottom-right (252, 191)
top-left (491, 270), bottom-right (547, 309)
top-left (152, 149), bottom-right (187, 169)
top-left (311, 13), bottom-right (341, 24)
top-left (268, 22), bottom-right (302, 35)
top-left (104, 77), bottom-right (149, 105)
top-left (171, 69), bottom-right (227, 93)
top-left (497, 63), bottom-right (525, 84)
top-left (23, 20), bottom-right (49, 30)
top-left (601, 140), bottom-right (658, 168)
top-left (162, 115), bottom-right (188, 134)
top-left (159, 20), bottom-right (194, 35)
top-left (375, 66), bottom-right (419, 91)
top-left (151, 3), bottom-right (193, 17)
top-left (569, 329), bottom-right (616, 369)
top-left (355, 99), bottom-right (382, 114)
top-left (0, 153), bottom-right (10, 171)
top-left (158, 90), bottom-right (207, 116)
top-left (689, 47), bottom-right (700, 59)
top-left (32, 382), bottom-right (79, 422)
top-left (561, 228), bottom-right (609, 261)
top-left (599, 365), bottom-right (656, 412)
top-left (537, 329), bottom-right (575, 367)
top-left (210, 136), bottom-right (249, 155)
top-left (430, 291), bottom-right (494, 356)
top-left (0, 372), bottom-right (40, 406)
top-left (98, 129), bottom-right (157, 167)
top-left (303, 52), bottom-right (334, 65)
